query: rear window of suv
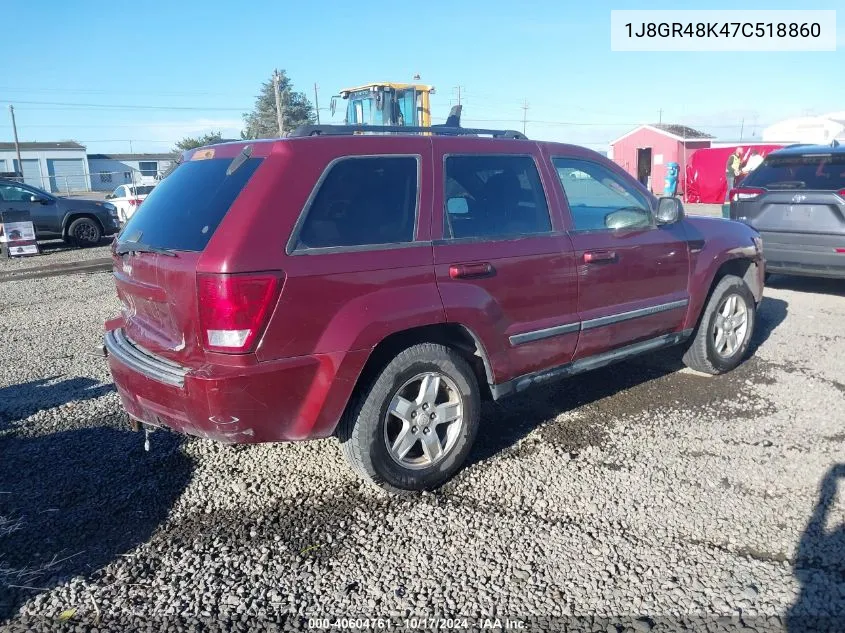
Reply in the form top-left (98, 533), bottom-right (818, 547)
top-left (742, 153), bottom-right (845, 190)
top-left (291, 156), bottom-right (418, 251)
top-left (118, 156), bottom-right (263, 251)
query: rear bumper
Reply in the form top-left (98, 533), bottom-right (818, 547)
top-left (761, 231), bottom-right (845, 279)
top-left (104, 326), bottom-right (368, 444)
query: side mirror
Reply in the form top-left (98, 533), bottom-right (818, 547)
top-left (605, 208), bottom-right (651, 230)
top-left (446, 197), bottom-right (469, 215)
top-left (655, 197), bottom-right (684, 224)
top-left (105, 194), bottom-right (113, 199)
top-left (330, 96), bottom-right (338, 117)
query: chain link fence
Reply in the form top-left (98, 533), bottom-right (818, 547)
top-left (1, 168), bottom-right (166, 195)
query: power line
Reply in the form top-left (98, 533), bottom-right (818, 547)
top-left (0, 86), bottom-right (238, 97)
top-left (0, 99), bottom-right (248, 111)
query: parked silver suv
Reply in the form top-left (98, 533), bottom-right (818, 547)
top-left (729, 143), bottom-right (845, 280)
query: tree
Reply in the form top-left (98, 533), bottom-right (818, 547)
top-left (241, 69), bottom-right (315, 139)
top-left (173, 130), bottom-right (224, 152)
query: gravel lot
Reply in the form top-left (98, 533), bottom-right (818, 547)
top-left (0, 240), bottom-right (113, 271)
top-left (1, 255), bottom-right (844, 631)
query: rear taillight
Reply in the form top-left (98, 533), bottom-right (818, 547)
top-left (837, 189), bottom-right (845, 198)
top-left (129, 198), bottom-right (143, 206)
top-left (729, 187), bottom-right (765, 202)
top-left (197, 273), bottom-right (281, 353)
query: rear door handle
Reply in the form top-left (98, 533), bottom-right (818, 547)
top-left (449, 262), bottom-right (496, 279)
top-left (583, 250), bottom-right (617, 264)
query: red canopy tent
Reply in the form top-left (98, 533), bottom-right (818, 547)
top-left (685, 144), bottom-right (785, 204)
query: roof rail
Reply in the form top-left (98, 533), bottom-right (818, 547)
top-left (288, 124), bottom-right (528, 140)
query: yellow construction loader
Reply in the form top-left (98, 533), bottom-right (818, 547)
top-left (330, 82), bottom-right (437, 127)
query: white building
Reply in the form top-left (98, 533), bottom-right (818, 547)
top-left (87, 153), bottom-right (176, 192)
top-left (0, 141), bottom-right (91, 193)
top-left (762, 113), bottom-right (845, 145)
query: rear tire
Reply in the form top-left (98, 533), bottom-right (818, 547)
top-left (338, 343), bottom-right (480, 494)
top-left (68, 218), bottom-right (102, 247)
top-left (683, 274), bottom-right (756, 375)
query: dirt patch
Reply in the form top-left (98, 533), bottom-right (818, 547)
top-left (536, 353), bottom-right (777, 449)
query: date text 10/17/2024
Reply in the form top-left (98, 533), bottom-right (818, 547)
top-left (308, 617), bottom-right (526, 630)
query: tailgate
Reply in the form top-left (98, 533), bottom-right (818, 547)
top-left (113, 250), bottom-right (203, 364)
top-left (110, 145), bottom-right (266, 364)
top-left (740, 190), bottom-right (845, 235)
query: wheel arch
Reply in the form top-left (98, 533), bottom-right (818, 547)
top-left (344, 323), bottom-right (496, 422)
top-left (686, 255), bottom-right (760, 332)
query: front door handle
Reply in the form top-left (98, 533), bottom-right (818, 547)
top-left (583, 250), bottom-right (617, 264)
top-left (449, 262), bottom-right (496, 279)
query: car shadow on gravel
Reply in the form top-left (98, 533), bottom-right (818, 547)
top-left (787, 463), bottom-right (845, 632)
top-left (0, 377), bottom-right (115, 430)
top-left (767, 274), bottom-right (845, 297)
top-left (37, 237), bottom-right (113, 254)
top-left (0, 422), bottom-right (192, 621)
top-left (467, 296), bottom-right (789, 466)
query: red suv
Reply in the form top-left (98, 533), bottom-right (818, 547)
top-left (104, 126), bottom-right (765, 493)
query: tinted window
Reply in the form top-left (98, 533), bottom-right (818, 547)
top-left (131, 185), bottom-right (155, 196)
top-left (294, 156), bottom-right (418, 250)
top-left (0, 184), bottom-right (34, 202)
top-left (553, 158), bottom-right (652, 231)
top-left (138, 161), bottom-right (158, 177)
top-left (741, 153), bottom-right (845, 190)
top-left (443, 155), bottom-right (551, 239)
top-left (118, 157), bottom-right (263, 252)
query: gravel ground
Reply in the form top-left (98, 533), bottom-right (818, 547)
top-left (0, 240), bottom-right (113, 272)
top-left (0, 269), bottom-right (843, 633)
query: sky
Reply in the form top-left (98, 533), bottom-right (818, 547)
top-left (1, 0), bottom-right (842, 154)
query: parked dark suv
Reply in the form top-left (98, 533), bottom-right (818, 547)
top-left (729, 143), bottom-right (845, 279)
top-left (0, 179), bottom-right (121, 246)
top-left (104, 126), bottom-right (765, 493)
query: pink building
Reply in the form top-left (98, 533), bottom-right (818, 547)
top-left (609, 124), bottom-right (713, 196)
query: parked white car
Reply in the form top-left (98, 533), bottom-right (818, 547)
top-left (106, 184), bottom-right (155, 222)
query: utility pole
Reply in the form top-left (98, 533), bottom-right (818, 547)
top-left (273, 69), bottom-right (285, 137)
top-left (658, 109), bottom-right (663, 124)
top-left (521, 99), bottom-right (529, 135)
top-left (313, 83), bottom-right (321, 125)
top-left (453, 85), bottom-right (463, 106)
top-left (9, 106), bottom-right (23, 177)
top-left (739, 118), bottom-right (745, 141)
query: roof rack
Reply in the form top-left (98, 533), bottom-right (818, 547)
top-left (288, 124), bottom-right (528, 140)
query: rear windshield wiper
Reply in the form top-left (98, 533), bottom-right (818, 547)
top-left (115, 241), bottom-right (177, 257)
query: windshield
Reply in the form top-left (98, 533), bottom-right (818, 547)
top-left (344, 88), bottom-right (416, 126)
top-left (118, 156), bottom-right (263, 251)
top-left (742, 153), bottom-right (845, 190)
top-left (346, 90), bottom-right (381, 125)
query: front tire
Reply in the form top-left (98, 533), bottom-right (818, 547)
top-left (683, 274), bottom-right (756, 375)
top-left (68, 218), bottom-right (102, 247)
top-left (338, 343), bottom-right (480, 494)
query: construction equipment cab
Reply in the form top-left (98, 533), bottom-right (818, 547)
top-left (331, 83), bottom-right (434, 127)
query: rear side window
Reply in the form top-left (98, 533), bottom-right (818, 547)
top-left (119, 157), bottom-right (263, 251)
top-left (443, 155), bottom-right (551, 239)
top-left (293, 156), bottom-right (418, 251)
top-left (742, 153), bottom-right (845, 190)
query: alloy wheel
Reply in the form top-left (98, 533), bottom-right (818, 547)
top-left (383, 372), bottom-right (464, 470)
